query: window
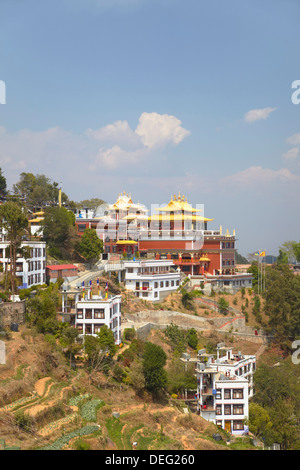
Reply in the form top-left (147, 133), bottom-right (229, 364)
top-left (224, 405), bottom-right (231, 415)
top-left (85, 325), bottom-right (92, 334)
top-left (154, 282), bottom-right (158, 288)
top-left (94, 309), bottom-right (105, 319)
top-left (215, 389), bottom-right (222, 400)
top-left (233, 389), bottom-right (244, 399)
top-left (233, 420), bottom-right (244, 431)
top-left (77, 309), bottom-right (83, 319)
top-left (77, 324), bottom-right (83, 331)
top-left (160, 281), bottom-right (164, 288)
top-left (85, 309), bottom-right (93, 319)
top-left (224, 389), bottom-right (231, 400)
top-left (216, 405), bottom-right (222, 415)
top-left (233, 405), bottom-right (244, 415)
top-left (127, 268), bottom-right (133, 273)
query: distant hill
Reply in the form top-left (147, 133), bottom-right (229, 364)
top-left (235, 252), bottom-right (249, 264)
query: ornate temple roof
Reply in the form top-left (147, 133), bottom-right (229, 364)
top-left (155, 192), bottom-right (202, 213)
top-left (152, 192), bottom-right (214, 222)
top-left (108, 192), bottom-right (148, 213)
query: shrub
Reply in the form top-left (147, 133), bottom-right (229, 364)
top-left (123, 328), bottom-right (136, 341)
top-left (15, 411), bottom-right (35, 433)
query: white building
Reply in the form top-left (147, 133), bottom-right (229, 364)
top-left (75, 293), bottom-right (122, 345)
top-left (181, 344), bottom-right (256, 435)
top-left (190, 272), bottom-right (253, 295)
top-left (123, 259), bottom-right (181, 301)
top-left (0, 240), bottom-right (46, 289)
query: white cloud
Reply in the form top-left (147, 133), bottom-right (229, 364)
top-left (286, 132), bottom-right (300, 146)
top-left (0, 112), bottom-right (190, 189)
top-left (282, 147), bottom-right (299, 160)
top-left (224, 166), bottom-right (300, 186)
top-left (135, 112), bottom-right (191, 149)
top-left (244, 107), bottom-right (277, 123)
top-left (89, 145), bottom-right (147, 170)
top-left (86, 120), bottom-right (141, 149)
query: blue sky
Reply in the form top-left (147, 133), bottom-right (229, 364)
top-left (1, 0), bottom-right (300, 256)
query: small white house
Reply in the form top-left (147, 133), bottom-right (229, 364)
top-left (123, 259), bottom-right (181, 301)
top-left (75, 293), bottom-right (122, 345)
top-left (181, 344), bottom-right (256, 435)
top-left (0, 240), bottom-right (46, 289)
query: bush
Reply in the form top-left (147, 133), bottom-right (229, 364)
top-left (15, 411), bottom-right (35, 433)
top-left (123, 327), bottom-right (136, 341)
top-left (74, 439), bottom-right (91, 451)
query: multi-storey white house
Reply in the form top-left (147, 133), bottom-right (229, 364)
top-left (181, 344), bottom-right (256, 435)
top-left (75, 292), bottom-right (122, 345)
top-left (0, 240), bottom-right (46, 289)
top-left (123, 259), bottom-right (181, 301)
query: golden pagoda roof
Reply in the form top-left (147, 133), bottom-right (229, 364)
top-left (155, 192), bottom-right (202, 213)
top-left (29, 217), bottom-right (44, 223)
top-left (32, 211), bottom-right (44, 216)
top-left (148, 214), bottom-right (214, 222)
top-left (108, 192), bottom-right (148, 212)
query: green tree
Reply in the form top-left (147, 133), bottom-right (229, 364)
top-left (165, 323), bottom-right (186, 356)
top-left (42, 206), bottom-right (77, 257)
top-left (277, 249), bottom-right (289, 265)
top-left (252, 361), bottom-right (300, 449)
top-left (264, 264), bottom-right (300, 344)
top-left (248, 402), bottom-right (273, 444)
top-left (77, 228), bottom-right (103, 264)
top-left (142, 342), bottom-right (167, 395)
top-left (180, 288), bottom-right (194, 310)
top-left (279, 241), bottom-right (297, 264)
top-left (26, 285), bottom-right (60, 333)
top-left (217, 297), bottom-right (229, 315)
top-left (60, 326), bottom-right (82, 367)
top-left (0, 168), bottom-right (7, 197)
top-left (186, 328), bottom-right (198, 350)
top-left (76, 198), bottom-right (106, 211)
top-left (0, 201), bottom-right (29, 294)
top-left (167, 358), bottom-right (197, 395)
top-left (96, 324), bottom-right (117, 357)
top-left (13, 172), bottom-right (69, 210)
top-left (128, 360), bottom-right (146, 396)
top-left (292, 242), bottom-right (300, 263)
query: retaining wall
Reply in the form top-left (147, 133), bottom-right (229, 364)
top-left (0, 301), bottom-right (26, 329)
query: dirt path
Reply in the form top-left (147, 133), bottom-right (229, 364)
top-left (27, 384), bottom-right (73, 417)
top-left (34, 377), bottom-right (52, 397)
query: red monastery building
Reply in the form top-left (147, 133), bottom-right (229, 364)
top-left (138, 192), bottom-right (236, 276)
top-left (75, 192), bottom-right (252, 292)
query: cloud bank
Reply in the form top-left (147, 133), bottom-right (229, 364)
top-left (244, 107), bottom-right (277, 123)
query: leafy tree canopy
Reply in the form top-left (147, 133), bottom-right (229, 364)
top-left (142, 342), bottom-right (167, 394)
top-left (0, 168), bottom-right (7, 197)
top-left (42, 206), bottom-right (76, 252)
top-left (264, 264), bottom-right (300, 344)
top-left (77, 228), bottom-right (103, 263)
top-left (13, 172), bottom-right (69, 209)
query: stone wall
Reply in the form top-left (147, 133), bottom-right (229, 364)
top-left (0, 301), bottom-right (26, 329)
top-left (123, 309), bottom-right (270, 345)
